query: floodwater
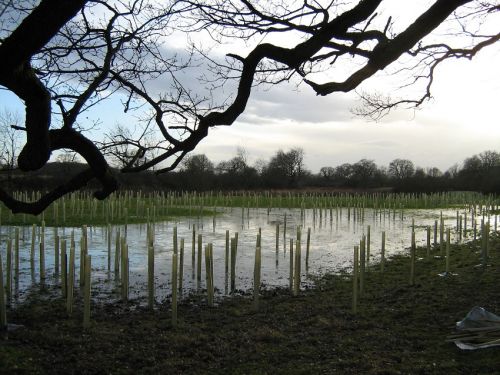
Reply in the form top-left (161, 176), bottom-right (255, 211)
top-left (0, 206), bottom-right (492, 306)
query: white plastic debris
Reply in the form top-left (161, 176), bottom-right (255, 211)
top-left (451, 306), bottom-right (500, 350)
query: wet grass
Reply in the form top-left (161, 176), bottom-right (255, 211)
top-left (2, 190), bottom-right (498, 228)
top-left (1, 234), bottom-right (499, 374)
top-left (0, 205), bottom-right (215, 227)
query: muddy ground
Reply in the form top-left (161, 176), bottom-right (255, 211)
top-left (1, 235), bottom-right (499, 374)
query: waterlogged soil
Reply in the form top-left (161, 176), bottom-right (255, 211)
top-left (1, 235), bottom-right (499, 374)
top-left (1, 207), bottom-right (471, 306)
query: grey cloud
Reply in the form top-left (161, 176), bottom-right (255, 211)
top-left (241, 84), bottom-right (356, 124)
top-left (142, 44), bottom-right (358, 125)
top-left (359, 139), bottom-right (401, 148)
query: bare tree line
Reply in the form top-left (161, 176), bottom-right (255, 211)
top-left (3, 146), bottom-right (499, 193)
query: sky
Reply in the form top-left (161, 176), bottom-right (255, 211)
top-left (186, 1), bottom-right (500, 173)
top-left (1, 1), bottom-right (499, 174)
top-left (194, 45), bottom-right (500, 173)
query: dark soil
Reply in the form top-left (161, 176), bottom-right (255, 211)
top-left (1, 235), bottom-right (499, 374)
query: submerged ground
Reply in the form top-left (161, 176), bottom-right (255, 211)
top-left (1, 234), bottom-right (499, 374)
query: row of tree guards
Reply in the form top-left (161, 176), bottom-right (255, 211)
top-left (0, 219), bottom-right (309, 328)
top-left (351, 218), bottom-right (492, 314)
top-left (1, 190), bottom-right (499, 228)
top-left (0, 207), bottom-right (496, 330)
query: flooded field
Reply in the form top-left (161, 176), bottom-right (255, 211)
top-left (1, 205), bottom-right (490, 307)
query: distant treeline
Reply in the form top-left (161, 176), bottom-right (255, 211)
top-left (2, 148), bottom-right (500, 194)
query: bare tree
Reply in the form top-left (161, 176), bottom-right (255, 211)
top-left (98, 123), bottom-right (168, 170)
top-left (0, 0), bottom-right (498, 213)
top-left (181, 154), bottom-right (214, 174)
top-left (335, 163), bottom-right (354, 184)
top-left (56, 151), bottom-right (80, 164)
top-left (478, 150), bottom-right (500, 169)
top-left (388, 158), bottom-right (415, 180)
top-left (445, 163), bottom-right (460, 179)
top-left (216, 157), bottom-right (246, 175)
top-left (215, 147), bottom-right (248, 175)
top-left (426, 167), bottom-right (443, 178)
top-left (0, 0), bottom-right (194, 213)
top-left (461, 150), bottom-right (500, 175)
top-left (253, 158), bottom-right (268, 175)
top-left (351, 158), bottom-right (378, 186)
top-left (320, 166), bottom-right (335, 180)
top-left (0, 108), bottom-right (23, 172)
top-left (266, 148), bottom-right (305, 186)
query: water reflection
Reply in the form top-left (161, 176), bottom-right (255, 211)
top-left (0, 206), bottom-right (489, 306)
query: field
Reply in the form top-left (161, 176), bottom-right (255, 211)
top-left (0, 191), bottom-right (499, 373)
top-left (1, 234), bottom-right (499, 374)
